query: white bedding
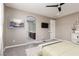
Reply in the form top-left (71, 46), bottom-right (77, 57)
top-left (40, 40), bottom-right (79, 56)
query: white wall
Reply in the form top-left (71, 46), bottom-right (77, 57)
top-left (36, 16), bottom-right (50, 41)
top-left (50, 20), bottom-right (55, 39)
top-left (4, 6), bottom-right (52, 47)
top-left (56, 13), bottom-right (79, 41)
top-left (0, 3), bottom-right (4, 55)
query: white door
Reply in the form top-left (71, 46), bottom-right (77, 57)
top-left (50, 20), bottom-right (55, 39)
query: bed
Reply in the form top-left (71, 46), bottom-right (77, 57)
top-left (39, 40), bottom-right (79, 56)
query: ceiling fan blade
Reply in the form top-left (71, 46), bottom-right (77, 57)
top-left (60, 3), bottom-right (65, 6)
top-left (46, 5), bottom-right (58, 7)
top-left (58, 7), bottom-right (61, 12)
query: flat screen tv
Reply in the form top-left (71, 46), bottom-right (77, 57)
top-left (41, 23), bottom-right (49, 28)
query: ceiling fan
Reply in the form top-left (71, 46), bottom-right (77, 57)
top-left (46, 3), bottom-right (65, 12)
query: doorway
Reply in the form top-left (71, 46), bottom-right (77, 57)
top-left (27, 16), bottom-right (36, 40)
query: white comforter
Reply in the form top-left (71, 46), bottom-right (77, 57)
top-left (40, 40), bottom-right (79, 56)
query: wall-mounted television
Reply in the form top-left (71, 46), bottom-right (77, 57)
top-left (41, 23), bottom-right (49, 28)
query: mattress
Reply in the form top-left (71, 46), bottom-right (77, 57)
top-left (41, 40), bottom-right (79, 56)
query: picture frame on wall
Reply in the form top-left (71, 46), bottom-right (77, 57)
top-left (9, 19), bottom-right (24, 29)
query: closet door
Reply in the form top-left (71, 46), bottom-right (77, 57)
top-left (50, 20), bottom-right (55, 39)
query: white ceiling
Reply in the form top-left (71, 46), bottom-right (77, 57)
top-left (5, 3), bottom-right (79, 19)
